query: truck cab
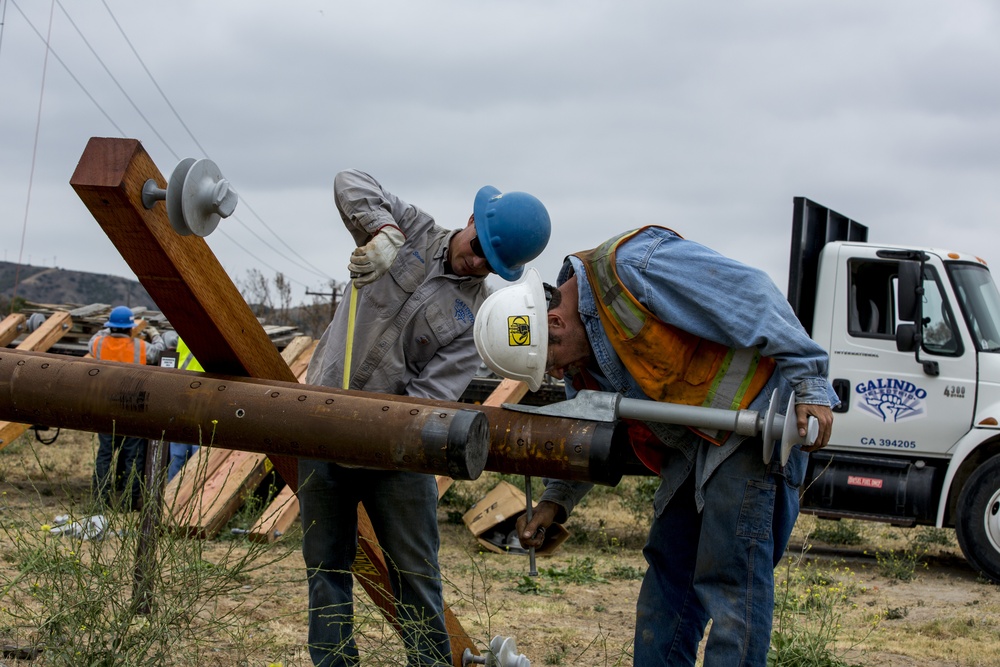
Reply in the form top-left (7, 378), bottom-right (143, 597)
top-left (789, 197), bottom-right (1000, 583)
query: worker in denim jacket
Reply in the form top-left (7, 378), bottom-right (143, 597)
top-left (475, 226), bottom-right (837, 666)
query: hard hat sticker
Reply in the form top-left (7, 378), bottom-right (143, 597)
top-left (507, 315), bottom-right (531, 346)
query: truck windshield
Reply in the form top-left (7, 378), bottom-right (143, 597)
top-left (949, 263), bottom-right (1000, 352)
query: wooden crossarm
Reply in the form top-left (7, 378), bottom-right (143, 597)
top-left (0, 313), bottom-right (26, 347)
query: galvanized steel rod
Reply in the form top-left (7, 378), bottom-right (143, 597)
top-left (615, 396), bottom-right (761, 436)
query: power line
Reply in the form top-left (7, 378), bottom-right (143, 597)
top-left (97, 0), bottom-right (334, 284)
top-left (0, 0), bottom-right (9, 59)
top-left (55, 0), bottom-right (179, 161)
top-left (11, 0), bottom-right (56, 313)
top-left (9, 1), bottom-right (334, 291)
top-left (217, 227), bottom-right (313, 290)
top-left (97, 0), bottom-right (207, 159)
top-left (8, 0), bottom-right (127, 135)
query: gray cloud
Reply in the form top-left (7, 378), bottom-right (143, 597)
top-left (2, 0), bottom-right (999, 304)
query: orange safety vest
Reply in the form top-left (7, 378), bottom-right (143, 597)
top-left (574, 227), bottom-right (776, 471)
top-left (92, 335), bottom-right (147, 365)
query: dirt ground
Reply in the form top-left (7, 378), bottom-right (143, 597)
top-left (1, 429), bottom-right (999, 666)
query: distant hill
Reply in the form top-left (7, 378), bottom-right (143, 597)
top-left (0, 261), bottom-right (157, 310)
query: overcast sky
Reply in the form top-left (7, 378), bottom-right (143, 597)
top-left (2, 0), bottom-right (999, 307)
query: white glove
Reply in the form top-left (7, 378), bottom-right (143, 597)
top-left (349, 225), bottom-right (405, 287)
top-left (50, 514), bottom-right (107, 540)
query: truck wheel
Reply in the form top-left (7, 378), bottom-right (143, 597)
top-left (956, 455), bottom-right (1000, 584)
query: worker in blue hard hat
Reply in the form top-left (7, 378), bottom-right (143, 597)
top-left (298, 168), bottom-right (551, 667)
top-left (87, 306), bottom-right (165, 512)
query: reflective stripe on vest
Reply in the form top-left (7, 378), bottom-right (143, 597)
top-left (93, 336), bottom-right (146, 365)
top-left (175, 338), bottom-right (204, 372)
top-left (574, 226), bottom-right (776, 445)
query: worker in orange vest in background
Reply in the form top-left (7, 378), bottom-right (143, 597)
top-left (87, 305), bottom-right (165, 512)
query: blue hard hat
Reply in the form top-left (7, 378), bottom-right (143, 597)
top-left (473, 186), bottom-right (551, 281)
top-left (104, 306), bottom-right (135, 329)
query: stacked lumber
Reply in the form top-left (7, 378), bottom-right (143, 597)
top-left (0, 311), bottom-right (74, 451)
top-left (161, 335), bottom-right (317, 540)
top-left (12, 303), bottom-right (302, 357)
top-left (244, 335), bottom-right (316, 543)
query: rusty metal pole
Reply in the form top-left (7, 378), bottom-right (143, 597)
top-left (0, 349), bottom-right (489, 480)
top-left (0, 349), bottom-right (627, 485)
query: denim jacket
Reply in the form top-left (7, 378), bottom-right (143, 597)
top-left (306, 169), bottom-right (488, 402)
top-left (540, 227), bottom-right (839, 517)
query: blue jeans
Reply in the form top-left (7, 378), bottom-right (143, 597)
top-left (297, 460), bottom-right (450, 667)
top-left (92, 433), bottom-right (148, 512)
top-left (167, 443), bottom-right (200, 481)
top-left (633, 438), bottom-right (804, 666)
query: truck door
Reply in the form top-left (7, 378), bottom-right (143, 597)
top-left (827, 248), bottom-right (975, 456)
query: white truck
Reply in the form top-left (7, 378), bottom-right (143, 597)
top-left (788, 197), bottom-right (1000, 583)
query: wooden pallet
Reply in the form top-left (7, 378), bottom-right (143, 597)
top-left (0, 312), bottom-right (73, 451)
top-left (162, 335), bottom-right (318, 539)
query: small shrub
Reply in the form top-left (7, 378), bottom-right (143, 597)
top-left (810, 519), bottom-right (864, 546)
top-left (539, 557), bottom-right (608, 585)
top-left (770, 555), bottom-right (874, 667)
top-left (913, 526), bottom-right (954, 548)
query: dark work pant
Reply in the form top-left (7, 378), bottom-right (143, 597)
top-left (92, 433), bottom-right (148, 512)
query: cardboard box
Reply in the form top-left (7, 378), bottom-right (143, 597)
top-left (462, 480), bottom-right (570, 556)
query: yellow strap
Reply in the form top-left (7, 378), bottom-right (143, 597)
top-left (343, 282), bottom-right (359, 390)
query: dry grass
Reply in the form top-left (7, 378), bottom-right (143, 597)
top-left (1, 430), bottom-right (999, 666)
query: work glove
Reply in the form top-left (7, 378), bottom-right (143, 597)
top-left (349, 225), bottom-right (405, 287)
top-left (145, 326), bottom-right (160, 341)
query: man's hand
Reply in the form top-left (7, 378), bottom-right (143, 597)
top-left (144, 326), bottom-right (160, 340)
top-left (349, 225), bottom-right (405, 287)
top-left (515, 500), bottom-right (560, 549)
top-left (797, 403), bottom-right (833, 452)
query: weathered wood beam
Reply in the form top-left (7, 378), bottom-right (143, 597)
top-left (0, 314), bottom-right (26, 347)
top-left (69, 137), bottom-right (299, 487)
top-left (247, 484), bottom-right (299, 544)
top-left (66, 138), bottom-right (485, 664)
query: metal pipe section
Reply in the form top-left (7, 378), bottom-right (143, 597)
top-left (617, 396), bottom-right (761, 437)
top-left (0, 349), bottom-right (627, 485)
top-left (481, 412), bottom-right (624, 486)
top-left (0, 349), bottom-right (487, 480)
top-left (162, 368), bottom-right (627, 486)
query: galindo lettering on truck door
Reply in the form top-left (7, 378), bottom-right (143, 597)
top-left (855, 377), bottom-right (928, 423)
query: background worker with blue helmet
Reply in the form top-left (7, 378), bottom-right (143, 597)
top-left (88, 306), bottom-right (165, 511)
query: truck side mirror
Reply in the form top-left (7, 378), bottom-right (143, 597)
top-left (896, 323), bottom-right (918, 352)
top-left (893, 259), bottom-right (939, 376)
top-left (897, 260), bottom-right (921, 322)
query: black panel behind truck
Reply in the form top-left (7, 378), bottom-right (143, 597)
top-left (789, 197), bottom-right (1000, 583)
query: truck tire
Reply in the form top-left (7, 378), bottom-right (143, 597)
top-left (956, 455), bottom-right (1000, 584)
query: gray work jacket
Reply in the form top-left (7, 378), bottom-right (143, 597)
top-left (306, 169), bottom-right (488, 402)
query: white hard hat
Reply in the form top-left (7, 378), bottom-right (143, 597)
top-left (474, 268), bottom-right (548, 392)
